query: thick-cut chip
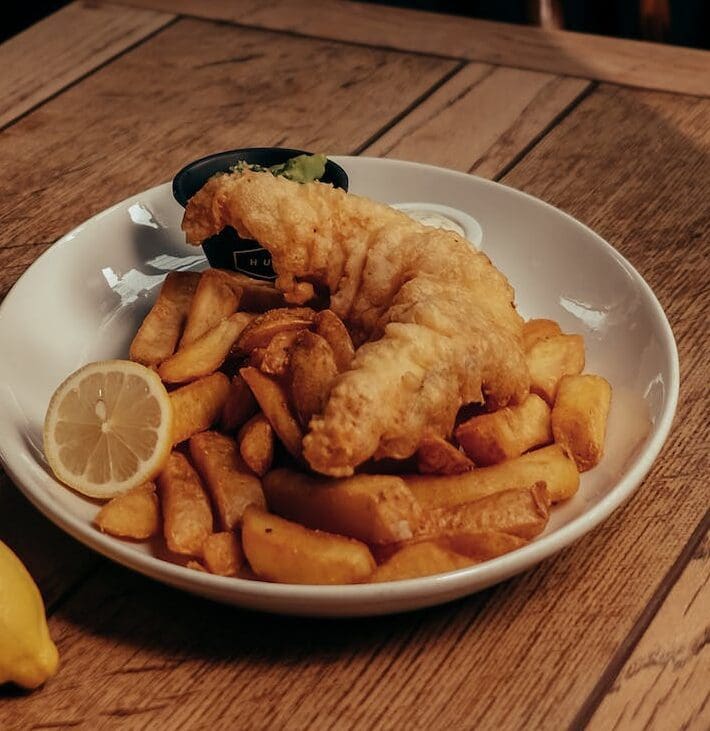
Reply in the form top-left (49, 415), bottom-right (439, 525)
top-left (425, 483), bottom-right (550, 541)
top-left (263, 469), bottom-right (424, 544)
top-left (372, 542), bottom-right (474, 583)
top-left (171, 372), bottom-right (231, 445)
top-left (416, 436), bottom-right (474, 475)
top-left (157, 451), bottom-right (214, 556)
top-left (527, 334), bottom-right (585, 404)
top-left (235, 307), bottom-right (316, 354)
top-left (240, 367), bottom-right (303, 458)
top-left (242, 506), bottom-right (375, 584)
top-left (129, 271), bottom-right (200, 366)
top-left (455, 393), bottom-right (552, 466)
top-left (189, 430), bottom-right (265, 530)
top-left (289, 331), bottom-right (339, 426)
top-left (202, 532), bottom-right (244, 576)
top-left (159, 312), bottom-right (253, 384)
top-left (406, 443), bottom-right (579, 507)
top-left (440, 531), bottom-right (527, 560)
top-left (522, 318), bottom-right (562, 352)
top-left (238, 413), bottom-right (274, 476)
top-left (258, 329), bottom-right (301, 376)
top-left (552, 374), bottom-right (612, 471)
top-left (179, 269), bottom-right (241, 348)
top-left (314, 309), bottom-right (355, 372)
top-left (375, 529), bottom-right (528, 564)
top-left (220, 373), bottom-right (259, 432)
top-left (94, 482), bottom-right (159, 539)
top-left (215, 270), bottom-right (286, 312)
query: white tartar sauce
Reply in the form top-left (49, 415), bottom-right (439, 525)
top-left (402, 209), bottom-right (465, 236)
top-left (391, 202), bottom-right (483, 249)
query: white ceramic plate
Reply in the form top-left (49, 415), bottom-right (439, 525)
top-left (0, 157), bottom-right (678, 617)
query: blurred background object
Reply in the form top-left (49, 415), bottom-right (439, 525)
top-left (3, 1), bottom-right (70, 43)
top-left (364, 0), bottom-right (709, 47)
top-left (1, 0), bottom-right (709, 47)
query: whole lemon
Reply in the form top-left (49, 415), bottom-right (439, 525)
top-left (0, 540), bottom-right (59, 689)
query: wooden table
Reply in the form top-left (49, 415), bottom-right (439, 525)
top-left (1, 2), bottom-right (708, 728)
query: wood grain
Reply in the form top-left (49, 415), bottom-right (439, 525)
top-left (364, 63), bottom-right (590, 178)
top-left (589, 526), bottom-right (710, 731)
top-left (114, 0), bottom-right (710, 96)
top-left (1, 81), bottom-right (707, 728)
top-left (0, 0), bottom-right (174, 129)
top-left (0, 17), bottom-right (456, 297)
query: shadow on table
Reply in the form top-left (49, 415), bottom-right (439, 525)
top-left (48, 562), bottom-right (504, 668)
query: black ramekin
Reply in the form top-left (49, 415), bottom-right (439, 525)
top-left (173, 148), bottom-right (349, 280)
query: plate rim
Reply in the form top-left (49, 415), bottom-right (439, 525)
top-left (0, 156), bottom-right (680, 613)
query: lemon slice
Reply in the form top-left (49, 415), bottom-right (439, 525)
top-left (43, 360), bottom-right (173, 499)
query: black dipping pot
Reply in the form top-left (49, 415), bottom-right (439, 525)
top-left (173, 148), bottom-right (349, 280)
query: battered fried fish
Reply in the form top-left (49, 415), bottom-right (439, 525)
top-left (183, 170), bottom-right (529, 476)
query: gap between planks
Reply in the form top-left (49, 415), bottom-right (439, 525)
top-left (570, 508), bottom-right (710, 730)
top-left (588, 523), bottom-right (710, 730)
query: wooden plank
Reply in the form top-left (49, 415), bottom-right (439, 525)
top-left (0, 1), bottom-right (175, 129)
top-left (1, 84), bottom-right (708, 727)
top-left (364, 63), bottom-right (590, 178)
top-left (588, 527), bottom-right (710, 731)
top-left (113, 0), bottom-right (710, 96)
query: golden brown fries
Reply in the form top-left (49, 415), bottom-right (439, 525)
top-left (240, 367), bottom-right (304, 458)
top-left (289, 331), bottom-right (339, 426)
top-left (129, 271), bottom-right (200, 366)
top-left (263, 469), bottom-right (424, 544)
top-left (170, 372), bottom-right (231, 445)
top-left (455, 393), bottom-right (552, 466)
top-left (427, 483), bottom-right (550, 541)
top-left (416, 435), bottom-right (475, 475)
top-left (440, 531), bottom-right (527, 561)
top-left (237, 413), bottom-right (274, 476)
top-left (220, 373), bottom-right (259, 432)
top-left (406, 443), bottom-right (579, 507)
top-left (235, 307), bottom-right (316, 354)
top-left (189, 430), bottom-right (265, 530)
top-left (179, 269), bottom-right (241, 348)
top-left (522, 318), bottom-right (562, 352)
top-left (94, 482), bottom-right (159, 539)
top-left (159, 312), bottom-right (253, 384)
top-left (552, 374), bottom-right (612, 471)
top-left (242, 506), bottom-right (376, 584)
top-left (257, 329), bottom-right (301, 376)
top-left (99, 261), bottom-right (614, 585)
top-left (372, 541), bottom-right (474, 582)
top-left (157, 451), bottom-right (214, 556)
top-left (202, 532), bottom-right (244, 576)
top-left (314, 309), bottom-right (355, 371)
top-left (527, 333), bottom-right (585, 404)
